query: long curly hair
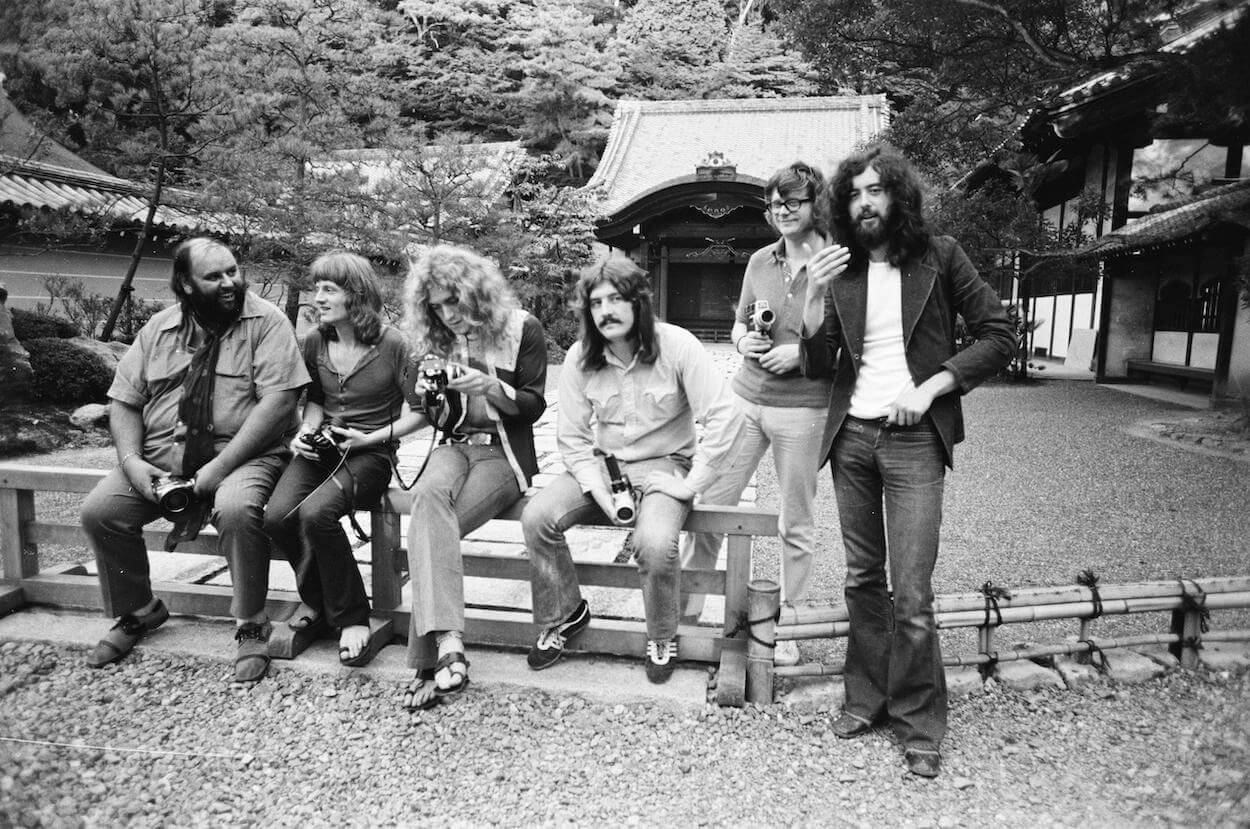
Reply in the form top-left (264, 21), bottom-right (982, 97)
top-left (309, 250), bottom-right (384, 345)
top-left (827, 144), bottom-right (930, 268)
top-left (402, 244), bottom-right (518, 359)
top-left (573, 257), bottom-right (659, 373)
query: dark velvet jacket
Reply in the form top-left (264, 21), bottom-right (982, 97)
top-left (800, 235), bottom-right (1016, 468)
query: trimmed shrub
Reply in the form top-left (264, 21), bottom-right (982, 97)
top-left (24, 337), bottom-right (114, 404)
top-left (11, 308), bottom-right (80, 341)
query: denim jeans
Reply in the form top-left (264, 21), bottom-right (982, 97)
top-left (81, 454), bottom-right (288, 621)
top-left (681, 394), bottom-right (827, 616)
top-left (523, 456), bottom-right (692, 641)
top-left (832, 415), bottom-right (947, 751)
top-left (405, 443), bottom-right (522, 670)
top-left (264, 449), bottom-right (393, 629)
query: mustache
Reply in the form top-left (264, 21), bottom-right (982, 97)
top-left (598, 315), bottom-right (622, 326)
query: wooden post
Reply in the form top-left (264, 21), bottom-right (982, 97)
top-left (1169, 607), bottom-right (1203, 670)
top-left (0, 486), bottom-right (38, 582)
top-left (722, 535), bottom-right (751, 640)
top-left (977, 621), bottom-right (997, 680)
top-left (746, 578), bottom-right (779, 705)
top-left (1076, 618), bottom-right (1093, 665)
top-left (370, 508), bottom-right (403, 613)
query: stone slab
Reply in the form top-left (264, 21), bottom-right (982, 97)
top-left (1199, 641), bottom-right (1250, 671)
top-left (1054, 656), bottom-right (1101, 688)
top-left (1102, 648), bottom-right (1167, 683)
top-left (1134, 647), bottom-right (1180, 671)
top-left (779, 676), bottom-right (844, 713)
top-left (946, 665), bottom-right (985, 697)
top-left (993, 660), bottom-right (1065, 691)
top-left (0, 606), bottom-right (707, 709)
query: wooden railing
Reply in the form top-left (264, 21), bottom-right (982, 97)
top-left (0, 463), bottom-right (778, 706)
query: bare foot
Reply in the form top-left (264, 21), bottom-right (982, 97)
top-left (287, 602), bottom-right (321, 631)
top-left (338, 625), bottom-right (370, 661)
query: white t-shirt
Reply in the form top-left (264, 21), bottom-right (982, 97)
top-left (848, 261), bottom-right (914, 418)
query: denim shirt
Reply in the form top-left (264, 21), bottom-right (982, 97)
top-left (557, 322), bottom-right (742, 496)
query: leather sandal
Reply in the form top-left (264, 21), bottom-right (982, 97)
top-left (338, 626), bottom-right (377, 668)
top-left (87, 599), bottom-right (170, 668)
top-left (402, 669), bottom-right (439, 711)
top-left (433, 651), bottom-right (470, 696)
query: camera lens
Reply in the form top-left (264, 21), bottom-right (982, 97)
top-left (161, 487), bottom-right (192, 514)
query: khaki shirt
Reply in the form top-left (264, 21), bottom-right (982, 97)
top-left (109, 292), bottom-right (310, 472)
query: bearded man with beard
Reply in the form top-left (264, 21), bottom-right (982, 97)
top-left (81, 237), bottom-right (309, 686)
top-left (800, 145), bottom-right (1016, 778)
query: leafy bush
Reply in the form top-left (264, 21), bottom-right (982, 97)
top-left (10, 308), bottom-right (80, 341)
top-left (23, 337), bottom-right (114, 404)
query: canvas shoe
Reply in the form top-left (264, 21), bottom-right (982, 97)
top-left (87, 599), bottom-right (170, 668)
top-left (527, 600), bottom-right (591, 670)
top-left (233, 621), bottom-right (273, 685)
top-left (645, 637), bottom-right (678, 684)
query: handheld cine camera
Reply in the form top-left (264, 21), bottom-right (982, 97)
top-left (601, 453), bottom-right (635, 524)
top-left (300, 427), bottom-right (342, 466)
top-left (152, 475), bottom-right (196, 514)
top-left (419, 354), bottom-right (463, 411)
top-left (749, 300), bottom-right (775, 335)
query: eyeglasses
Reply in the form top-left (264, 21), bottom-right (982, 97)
top-left (765, 198), bottom-right (811, 214)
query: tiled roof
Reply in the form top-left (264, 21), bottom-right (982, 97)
top-left (1, 94), bottom-right (204, 231)
top-left (1080, 177), bottom-right (1250, 257)
top-left (587, 95), bottom-right (890, 215)
top-left (1044, 1), bottom-right (1247, 123)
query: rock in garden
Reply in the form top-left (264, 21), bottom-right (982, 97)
top-left (70, 402), bottom-right (110, 429)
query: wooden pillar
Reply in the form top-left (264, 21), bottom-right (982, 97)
top-left (371, 508), bottom-right (403, 613)
top-left (0, 487), bottom-right (38, 581)
top-left (746, 578), bottom-right (779, 705)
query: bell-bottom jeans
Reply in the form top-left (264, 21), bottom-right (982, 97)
top-left (832, 415), bottom-right (948, 751)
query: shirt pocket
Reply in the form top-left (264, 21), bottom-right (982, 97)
top-left (213, 339), bottom-right (254, 400)
top-left (641, 365), bottom-right (684, 423)
top-left (585, 373), bottom-right (623, 427)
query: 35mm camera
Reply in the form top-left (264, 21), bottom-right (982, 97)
top-left (419, 354), bottom-right (463, 410)
top-left (152, 475), bottom-right (196, 514)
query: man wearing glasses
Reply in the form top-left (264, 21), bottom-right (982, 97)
top-left (679, 162), bottom-right (833, 667)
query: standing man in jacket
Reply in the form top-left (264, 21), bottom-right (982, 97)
top-left (801, 145), bottom-right (1015, 778)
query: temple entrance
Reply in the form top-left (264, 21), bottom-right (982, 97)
top-left (665, 262), bottom-right (742, 338)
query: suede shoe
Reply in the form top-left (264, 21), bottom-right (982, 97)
top-left (233, 621), bottom-right (273, 685)
top-left (527, 600), bottom-right (591, 670)
top-left (905, 748), bottom-right (941, 778)
top-left (87, 599), bottom-right (170, 668)
top-left (645, 638), bottom-right (678, 684)
top-left (830, 710), bottom-right (875, 739)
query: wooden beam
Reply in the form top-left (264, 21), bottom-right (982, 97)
top-left (0, 487), bottom-right (38, 580)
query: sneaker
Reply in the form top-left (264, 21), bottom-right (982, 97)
top-left (645, 638), bottom-right (678, 684)
top-left (773, 639), bottom-right (800, 667)
top-left (527, 600), bottom-right (591, 670)
top-left (233, 621), bottom-right (273, 685)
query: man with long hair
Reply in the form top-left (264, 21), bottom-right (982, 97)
top-left (522, 258), bottom-right (741, 684)
top-left (801, 144), bottom-right (1016, 777)
top-left (264, 251), bottom-right (425, 668)
top-left (81, 237), bottom-right (309, 686)
top-left (398, 244), bottom-right (548, 711)
top-left (681, 162), bottom-right (833, 667)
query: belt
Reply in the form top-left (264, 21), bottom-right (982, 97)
top-left (444, 432), bottom-right (500, 446)
top-left (844, 414), bottom-right (934, 432)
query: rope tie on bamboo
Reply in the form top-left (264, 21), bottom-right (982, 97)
top-left (725, 608), bottom-right (782, 647)
top-left (1079, 637), bottom-right (1106, 669)
top-left (980, 581), bottom-right (1011, 628)
top-left (1177, 578), bottom-right (1211, 633)
top-left (1076, 569), bottom-right (1103, 619)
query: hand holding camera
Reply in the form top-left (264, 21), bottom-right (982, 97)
top-left (749, 300), bottom-right (775, 335)
top-left (152, 474), bottom-right (197, 514)
top-left (417, 353), bottom-right (464, 410)
top-left (299, 426), bottom-right (344, 466)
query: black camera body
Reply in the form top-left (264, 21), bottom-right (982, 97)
top-left (601, 453), bottom-right (635, 524)
top-left (152, 475), bottom-right (196, 514)
top-left (749, 300), bottom-right (775, 335)
top-left (301, 427), bottom-right (342, 466)
top-left (419, 354), bottom-right (463, 410)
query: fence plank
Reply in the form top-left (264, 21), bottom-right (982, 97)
top-left (0, 488), bottom-right (38, 580)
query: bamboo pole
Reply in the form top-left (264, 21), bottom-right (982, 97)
top-left (777, 577), bottom-right (1250, 627)
top-left (745, 579), bottom-right (779, 705)
top-left (773, 632), bottom-right (1186, 678)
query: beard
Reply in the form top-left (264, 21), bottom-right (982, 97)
top-left (186, 283), bottom-right (246, 331)
top-left (853, 213), bottom-right (889, 250)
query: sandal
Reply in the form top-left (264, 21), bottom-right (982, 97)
top-left (402, 669), bottom-right (439, 711)
top-left (287, 603), bottom-right (323, 632)
top-left (433, 651), bottom-right (470, 696)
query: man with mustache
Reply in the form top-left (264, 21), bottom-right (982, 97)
top-left (801, 145), bottom-right (1015, 777)
top-left (80, 237), bottom-right (309, 686)
top-left (522, 258), bottom-right (741, 683)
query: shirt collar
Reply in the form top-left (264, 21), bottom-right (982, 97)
top-left (769, 233), bottom-right (829, 266)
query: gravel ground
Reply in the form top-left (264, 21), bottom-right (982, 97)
top-left (4, 361), bottom-right (1250, 825)
top-left (1, 641), bottom-right (1248, 827)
